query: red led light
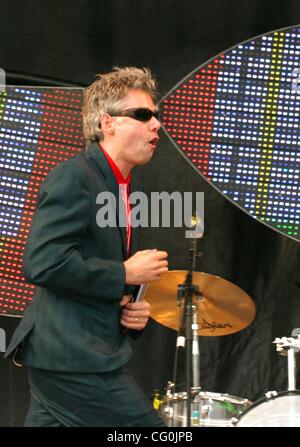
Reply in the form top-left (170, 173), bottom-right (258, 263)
top-left (0, 87), bottom-right (84, 316)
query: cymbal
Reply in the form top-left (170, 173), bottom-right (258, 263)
top-left (144, 270), bottom-right (256, 336)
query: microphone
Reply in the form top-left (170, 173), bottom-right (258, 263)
top-left (132, 283), bottom-right (148, 302)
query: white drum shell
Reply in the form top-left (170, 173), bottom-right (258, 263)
top-left (236, 392), bottom-right (300, 427)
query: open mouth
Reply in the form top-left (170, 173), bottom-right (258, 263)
top-left (149, 137), bottom-right (159, 147)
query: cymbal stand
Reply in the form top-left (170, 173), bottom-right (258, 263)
top-left (192, 303), bottom-right (200, 389)
top-left (273, 335), bottom-right (300, 391)
top-left (174, 237), bottom-right (202, 427)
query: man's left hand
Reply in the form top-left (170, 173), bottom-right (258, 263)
top-left (120, 295), bottom-right (151, 331)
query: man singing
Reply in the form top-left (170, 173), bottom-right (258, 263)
top-left (6, 66), bottom-right (168, 427)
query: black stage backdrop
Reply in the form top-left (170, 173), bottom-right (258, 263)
top-left (0, 0), bottom-right (300, 427)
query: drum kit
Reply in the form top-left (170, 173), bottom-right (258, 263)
top-left (235, 335), bottom-right (300, 426)
top-left (142, 237), bottom-right (300, 427)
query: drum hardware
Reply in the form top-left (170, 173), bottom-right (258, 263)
top-left (273, 335), bottom-right (300, 391)
top-left (235, 334), bottom-right (300, 426)
top-left (191, 304), bottom-right (200, 389)
top-left (160, 390), bottom-right (252, 427)
top-left (172, 223), bottom-right (203, 427)
top-left (265, 390), bottom-right (279, 399)
top-left (145, 215), bottom-right (255, 427)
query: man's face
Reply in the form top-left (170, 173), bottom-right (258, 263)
top-left (113, 89), bottom-right (161, 167)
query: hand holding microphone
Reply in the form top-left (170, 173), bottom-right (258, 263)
top-left (123, 249), bottom-right (168, 285)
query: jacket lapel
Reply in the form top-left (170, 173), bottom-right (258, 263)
top-left (88, 143), bottom-right (127, 257)
top-left (128, 176), bottom-right (141, 256)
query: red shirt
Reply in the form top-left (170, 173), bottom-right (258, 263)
top-left (100, 145), bottom-right (132, 257)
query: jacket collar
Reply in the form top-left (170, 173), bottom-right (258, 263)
top-left (87, 142), bottom-right (140, 258)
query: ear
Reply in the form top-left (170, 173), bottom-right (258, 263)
top-left (100, 113), bottom-right (116, 136)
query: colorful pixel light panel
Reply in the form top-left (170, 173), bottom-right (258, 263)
top-left (161, 26), bottom-right (300, 241)
top-left (0, 87), bottom-right (84, 316)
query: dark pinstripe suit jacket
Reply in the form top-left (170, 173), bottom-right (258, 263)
top-left (5, 143), bottom-right (140, 372)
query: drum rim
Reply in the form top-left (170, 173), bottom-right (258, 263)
top-left (160, 390), bottom-right (252, 405)
top-left (235, 389), bottom-right (300, 423)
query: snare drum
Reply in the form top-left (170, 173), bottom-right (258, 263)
top-left (235, 391), bottom-right (300, 427)
top-left (159, 391), bottom-right (252, 427)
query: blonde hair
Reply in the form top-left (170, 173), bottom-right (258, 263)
top-left (82, 66), bottom-right (158, 144)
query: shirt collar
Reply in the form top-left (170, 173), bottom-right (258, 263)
top-left (99, 144), bottom-right (131, 185)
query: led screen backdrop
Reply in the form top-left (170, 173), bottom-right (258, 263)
top-left (161, 26), bottom-right (300, 242)
top-left (0, 87), bottom-right (84, 316)
top-left (1, 26), bottom-right (300, 318)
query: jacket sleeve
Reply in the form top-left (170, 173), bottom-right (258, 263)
top-left (23, 160), bottom-right (126, 301)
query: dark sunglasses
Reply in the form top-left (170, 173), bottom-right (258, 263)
top-left (110, 107), bottom-right (160, 122)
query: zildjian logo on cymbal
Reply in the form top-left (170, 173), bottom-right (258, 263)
top-left (199, 319), bottom-right (232, 332)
